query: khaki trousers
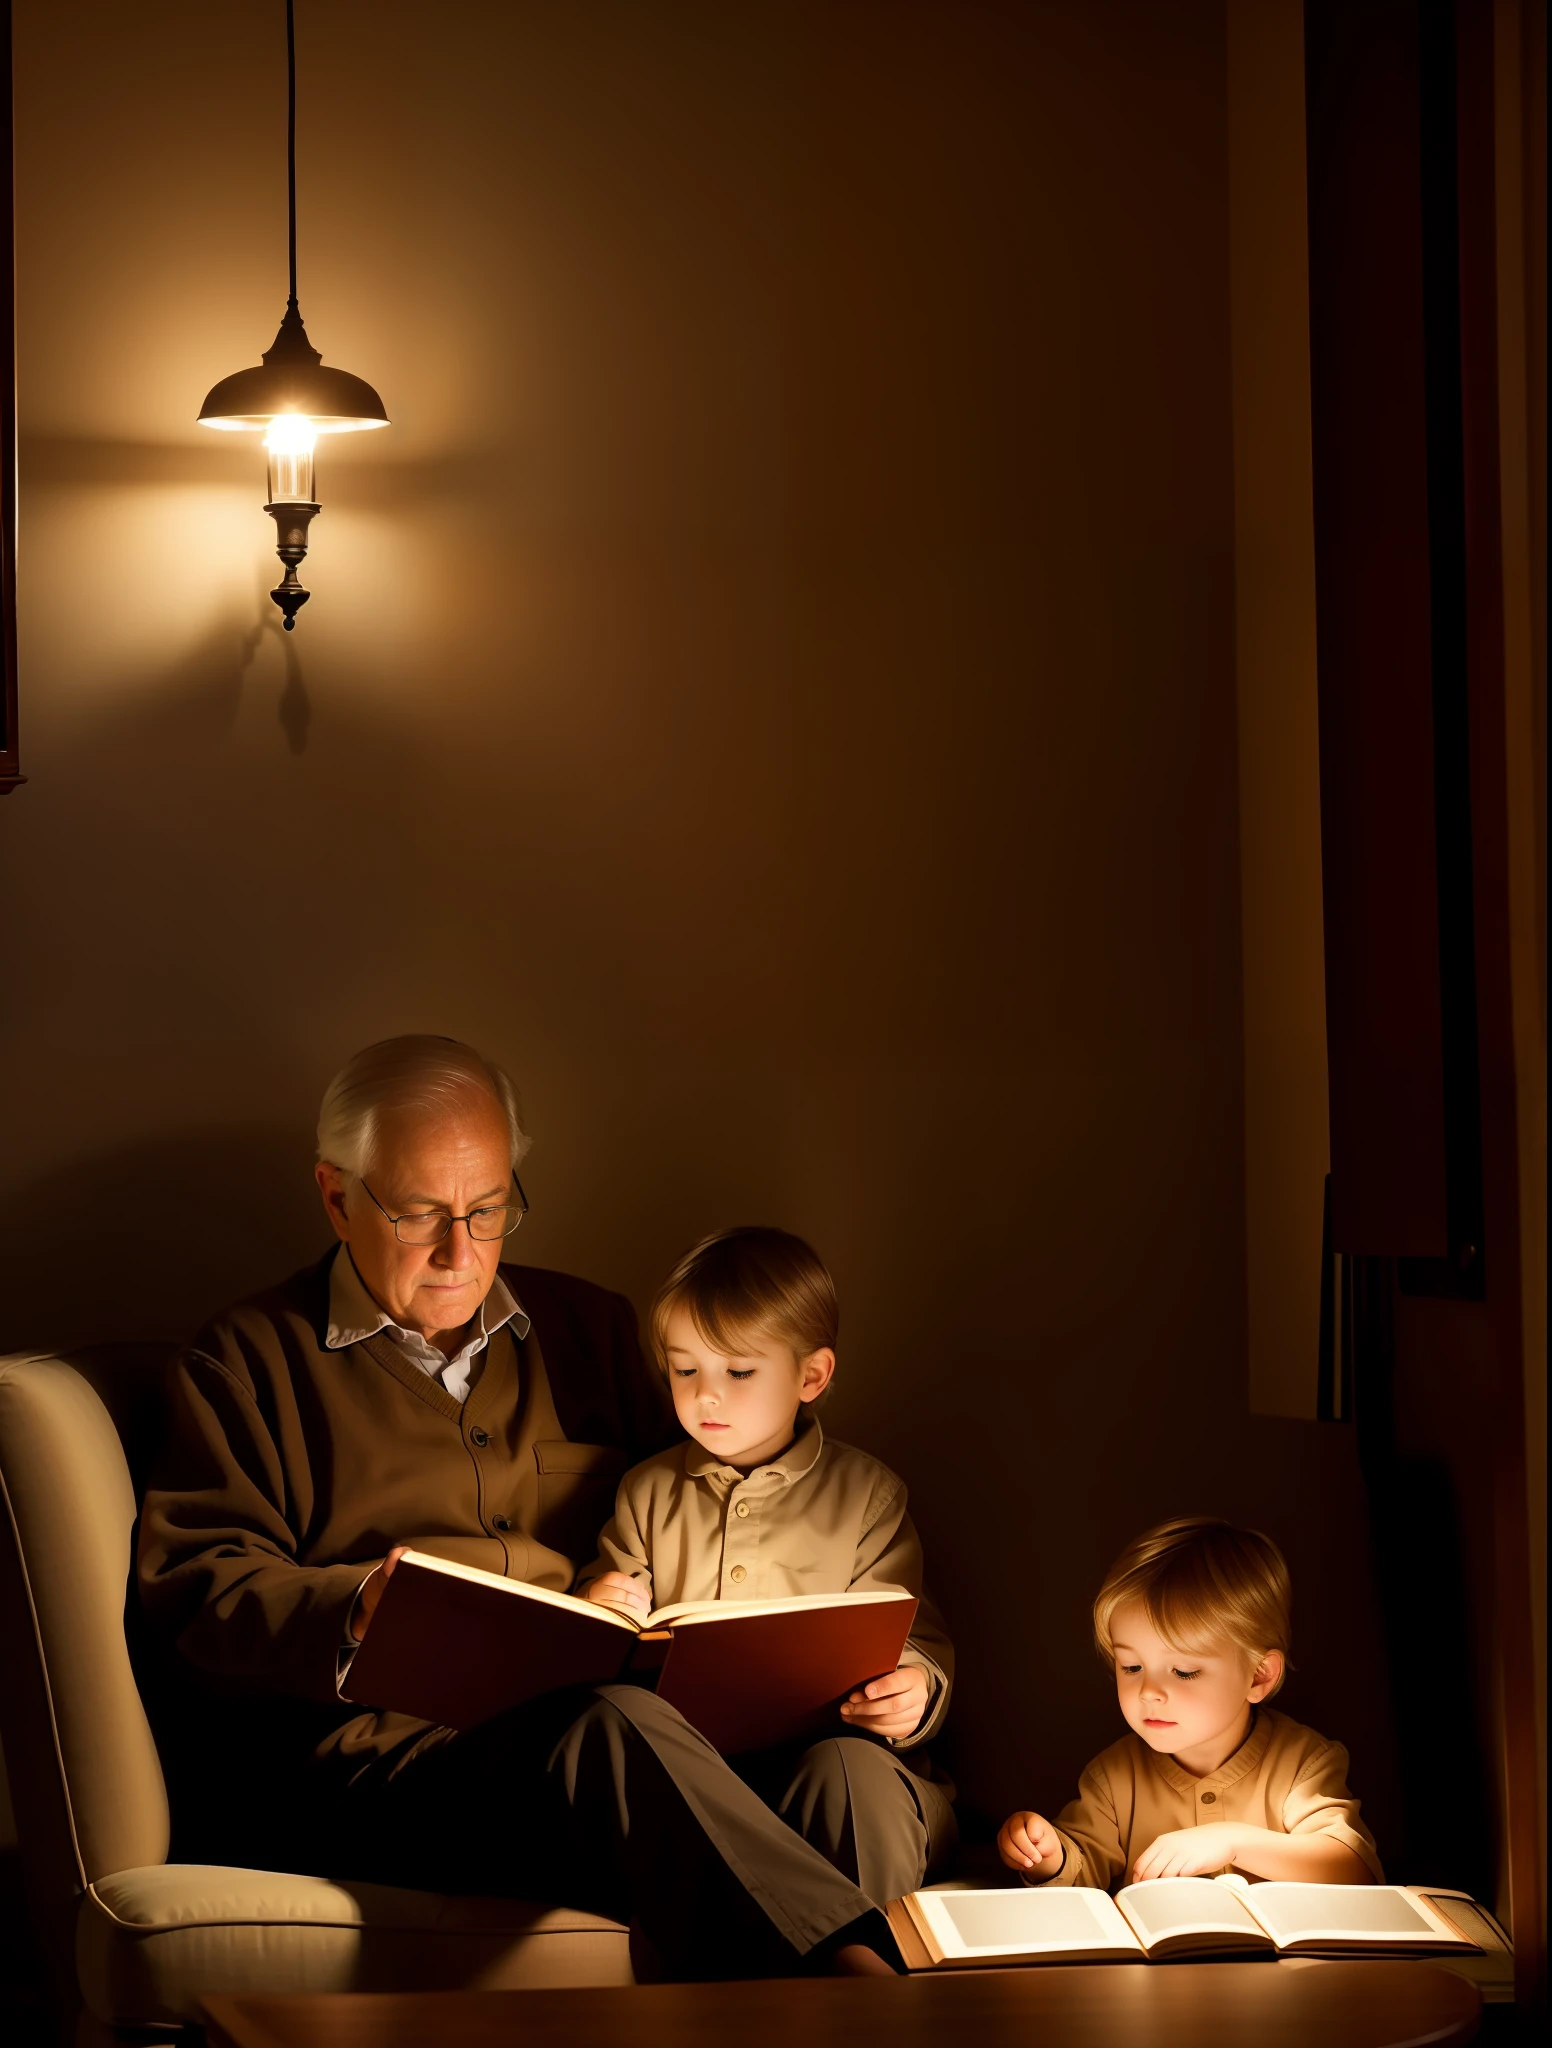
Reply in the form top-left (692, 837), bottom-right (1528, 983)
top-left (732, 1726), bottom-right (957, 1908)
top-left (315, 1684), bottom-right (955, 1979)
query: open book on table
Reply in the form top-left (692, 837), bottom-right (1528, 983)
top-left (344, 1548), bottom-right (917, 1754)
top-left (891, 1878), bottom-right (1506, 1971)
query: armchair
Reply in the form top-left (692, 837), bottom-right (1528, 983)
top-left (0, 1347), bottom-right (629, 2047)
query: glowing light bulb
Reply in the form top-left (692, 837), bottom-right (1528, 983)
top-left (261, 415), bottom-right (322, 628)
top-left (264, 414), bottom-right (318, 506)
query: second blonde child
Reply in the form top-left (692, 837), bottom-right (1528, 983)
top-left (998, 1517), bottom-right (1381, 1890)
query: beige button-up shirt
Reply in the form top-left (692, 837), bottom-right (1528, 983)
top-left (579, 1412), bottom-right (954, 1748)
top-left (1031, 1706), bottom-right (1383, 1891)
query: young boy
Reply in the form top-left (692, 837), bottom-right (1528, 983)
top-left (998, 1516), bottom-right (1382, 1889)
top-left (577, 1225), bottom-right (956, 1904)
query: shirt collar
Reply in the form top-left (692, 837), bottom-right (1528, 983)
top-left (324, 1243), bottom-right (530, 1352)
top-left (1145, 1705), bottom-right (1275, 1798)
top-left (683, 1406), bottom-right (827, 1484)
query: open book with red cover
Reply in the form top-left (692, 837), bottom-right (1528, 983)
top-left (344, 1549), bottom-right (918, 1754)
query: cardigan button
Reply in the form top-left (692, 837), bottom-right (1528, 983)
top-left (470, 1427), bottom-right (490, 1448)
top-left (492, 1515), bottom-right (512, 1532)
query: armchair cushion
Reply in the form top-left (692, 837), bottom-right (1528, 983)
top-left (78, 1865), bottom-right (631, 2026)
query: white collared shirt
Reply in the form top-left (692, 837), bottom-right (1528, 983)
top-left (323, 1244), bottom-right (530, 1403)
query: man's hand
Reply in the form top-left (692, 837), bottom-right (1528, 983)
top-left (1130, 1823), bottom-right (1245, 1881)
top-left (583, 1572), bottom-right (652, 1615)
top-left (350, 1544), bottom-right (409, 1641)
top-left (839, 1663), bottom-right (930, 1741)
top-left (997, 1810), bottom-right (1065, 1878)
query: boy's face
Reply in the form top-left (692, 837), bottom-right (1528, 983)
top-left (1109, 1600), bottom-right (1283, 1774)
top-left (662, 1303), bottom-right (834, 1473)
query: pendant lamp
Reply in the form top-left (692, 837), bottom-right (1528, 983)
top-left (198, 0), bottom-right (388, 629)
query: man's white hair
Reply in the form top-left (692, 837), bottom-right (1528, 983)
top-left (317, 1035), bottom-right (531, 1179)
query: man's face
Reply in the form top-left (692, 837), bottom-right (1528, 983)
top-left (315, 1090), bottom-right (512, 1342)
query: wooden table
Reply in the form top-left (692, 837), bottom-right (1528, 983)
top-left (204, 1960), bottom-right (1481, 2048)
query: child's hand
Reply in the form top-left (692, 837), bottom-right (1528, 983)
top-left (840, 1663), bottom-right (930, 1740)
top-left (997, 1811), bottom-right (1064, 1877)
top-left (583, 1572), bottom-right (652, 1614)
top-left (1131, 1823), bottom-right (1244, 1882)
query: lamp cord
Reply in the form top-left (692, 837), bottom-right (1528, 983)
top-left (286, 0), bottom-right (297, 304)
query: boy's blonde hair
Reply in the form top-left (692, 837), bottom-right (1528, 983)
top-left (1093, 1517), bottom-right (1291, 1694)
top-left (650, 1227), bottom-right (838, 1376)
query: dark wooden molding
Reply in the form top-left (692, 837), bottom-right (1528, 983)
top-left (1307, 0), bottom-right (1546, 2010)
top-left (0, 0), bottom-right (18, 794)
top-left (1304, 0), bottom-right (1481, 1269)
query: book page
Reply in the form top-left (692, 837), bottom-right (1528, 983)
top-left (1243, 1883), bottom-right (1474, 1950)
top-left (908, 1887), bottom-right (1142, 1964)
top-left (1116, 1877), bottom-right (1270, 1950)
top-left (393, 1551), bottom-right (641, 1629)
top-left (647, 1589), bottom-right (916, 1628)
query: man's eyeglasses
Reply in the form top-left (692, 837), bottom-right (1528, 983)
top-left (359, 1173), bottom-right (530, 1246)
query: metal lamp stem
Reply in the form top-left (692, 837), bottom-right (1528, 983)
top-left (269, 0), bottom-right (313, 630)
top-left (287, 0), bottom-right (298, 304)
top-left (266, 499), bottom-right (319, 630)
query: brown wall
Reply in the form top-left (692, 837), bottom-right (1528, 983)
top-left (1, 0), bottom-right (1399, 1844)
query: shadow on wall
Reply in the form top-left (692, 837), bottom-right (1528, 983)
top-left (28, 592), bottom-right (306, 757)
top-left (278, 630), bottom-right (310, 755)
top-left (0, 1125), bottom-right (325, 1353)
top-left (123, 603), bottom-right (310, 754)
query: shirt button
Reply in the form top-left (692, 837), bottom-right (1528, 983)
top-left (735, 1501), bottom-right (751, 1518)
top-left (493, 1515), bottom-right (512, 1532)
top-left (729, 1564), bottom-right (747, 1583)
top-left (1200, 1792), bottom-right (1217, 1805)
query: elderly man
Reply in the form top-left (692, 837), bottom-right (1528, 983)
top-left (136, 1036), bottom-right (910, 1978)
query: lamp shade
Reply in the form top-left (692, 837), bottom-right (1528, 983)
top-left (199, 299), bottom-right (388, 434)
